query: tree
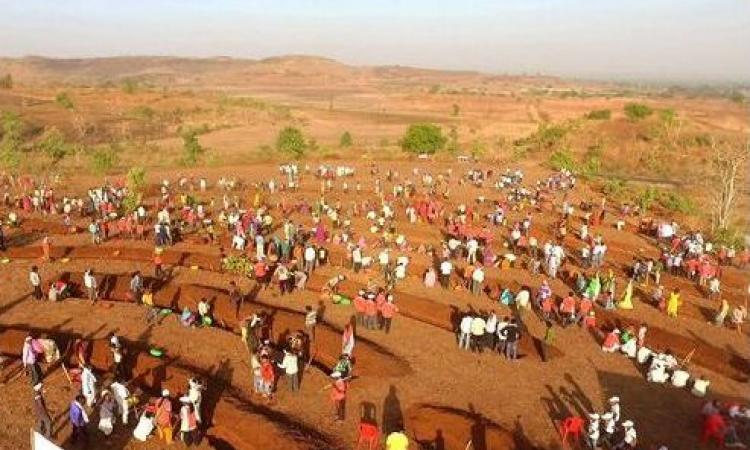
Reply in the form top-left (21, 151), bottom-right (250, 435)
top-left (624, 103), bottom-right (653, 121)
top-left (55, 92), bottom-right (75, 110)
top-left (0, 74), bottom-right (12, 89)
top-left (276, 126), bottom-right (306, 159)
top-left (122, 79), bottom-right (139, 94)
top-left (401, 123), bottom-right (446, 154)
top-left (710, 138), bottom-right (749, 231)
top-left (37, 127), bottom-right (71, 164)
top-left (182, 129), bottom-right (205, 166)
top-left (123, 166), bottom-right (146, 213)
top-left (339, 131), bottom-right (353, 148)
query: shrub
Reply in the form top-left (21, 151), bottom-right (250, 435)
top-left (585, 109), bottom-right (611, 120)
top-left (339, 131), bottom-right (352, 148)
top-left (602, 178), bottom-right (627, 198)
top-left (658, 191), bottom-right (696, 214)
top-left (624, 103), bottom-right (653, 121)
top-left (276, 126), bottom-right (306, 159)
top-left (128, 105), bottom-right (156, 121)
top-left (90, 145), bottom-right (119, 174)
top-left (37, 127), bottom-right (71, 163)
top-left (0, 74), bottom-right (12, 89)
top-left (452, 104), bottom-right (460, 116)
top-left (548, 149), bottom-right (577, 172)
top-left (401, 123), bottom-right (446, 154)
top-left (55, 92), bottom-right (75, 110)
top-left (122, 79), bottom-right (139, 94)
top-left (635, 187), bottom-right (659, 212)
top-left (514, 122), bottom-right (569, 153)
top-left (126, 166), bottom-right (146, 192)
top-left (712, 227), bottom-right (746, 249)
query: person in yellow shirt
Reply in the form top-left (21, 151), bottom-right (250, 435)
top-left (666, 288), bottom-right (681, 318)
top-left (386, 430), bottom-right (409, 450)
top-left (617, 279), bottom-right (634, 310)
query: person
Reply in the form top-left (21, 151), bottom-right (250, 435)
top-left (155, 389), bottom-right (174, 445)
top-left (179, 398), bottom-right (198, 446)
top-left (702, 411), bottom-right (726, 447)
top-left (609, 397), bottom-right (621, 422)
top-left (228, 281), bottom-right (243, 318)
top-left (42, 236), bottom-right (52, 261)
top-left (501, 318), bottom-right (521, 360)
top-left (129, 271), bottom-right (143, 303)
top-left (470, 314), bottom-right (486, 353)
top-left (439, 258), bottom-right (452, 289)
top-left (458, 313), bottom-right (472, 350)
top-left (666, 288), bottom-right (681, 318)
top-left (380, 295), bottom-right (399, 334)
top-left (277, 348), bottom-right (300, 393)
top-left (731, 305), bottom-right (747, 334)
top-left (84, 269), bottom-right (98, 303)
top-left (33, 383), bottom-right (53, 438)
top-left (304, 305), bottom-right (318, 340)
top-left (618, 279), bottom-right (634, 310)
top-left (385, 429), bottom-right (410, 450)
top-left (713, 299), bottom-right (730, 326)
top-left (613, 420), bottom-right (637, 449)
top-left (342, 323), bottom-right (355, 356)
top-left (330, 372), bottom-right (347, 422)
top-left (69, 394), bottom-right (89, 445)
top-left (29, 266), bottom-right (43, 300)
top-left (260, 356), bottom-right (276, 399)
top-left (187, 378), bottom-right (204, 424)
top-left (586, 413), bottom-right (600, 449)
top-left (81, 364), bottom-right (97, 408)
top-left (22, 336), bottom-right (42, 385)
top-left (110, 379), bottom-right (131, 425)
top-left (98, 390), bottom-right (116, 436)
top-left (541, 321), bottom-right (554, 362)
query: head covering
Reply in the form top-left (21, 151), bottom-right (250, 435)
top-left (162, 389), bottom-right (170, 397)
top-left (330, 371), bottom-right (342, 379)
top-left (179, 396), bottom-right (191, 403)
top-left (33, 383), bottom-right (43, 392)
top-left (609, 396), bottom-right (620, 403)
top-left (601, 412), bottom-right (613, 420)
top-left (588, 413), bottom-right (599, 420)
top-left (622, 420), bottom-right (634, 427)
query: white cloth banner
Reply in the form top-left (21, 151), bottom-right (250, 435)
top-left (31, 430), bottom-right (64, 450)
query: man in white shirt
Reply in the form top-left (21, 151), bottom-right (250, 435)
top-left (84, 269), bottom-right (97, 303)
top-left (351, 246), bottom-right (362, 273)
top-left (29, 266), bottom-right (43, 300)
top-left (613, 420), bottom-right (637, 449)
top-left (439, 259), bottom-right (453, 289)
top-left (110, 380), bottom-right (131, 424)
top-left (471, 266), bottom-right (485, 296)
top-left (378, 249), bottom-right (390, 277)
top-left (304, 245), bottom-right (317, 274)
top-left (466, 238), bottom-right (479, 264)
top-left (458, 314), bottom-right (472, 350)
top-left (485, 312), bottom-right (498, 351)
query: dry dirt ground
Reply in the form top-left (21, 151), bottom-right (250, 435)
top-left (0, 161), bottom-right (748, 450)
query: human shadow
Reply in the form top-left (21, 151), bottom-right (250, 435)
top-left (382, 384), bottom-right (404, 435)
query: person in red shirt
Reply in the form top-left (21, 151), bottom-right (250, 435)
top-left (260, 356), bottom-right (275, 400)
top-left (379, 295), bottom-right (399, 334)
top-left (153, 252), bottom-right (164, 279)
top-left (541, 296), bottom-right (556, 322)
top-left (560, 292), bottom-right (577, 326)
top-left (154, 389), bottom-right (174, 445)
top-left (254, 259), bottom-right (270, 289)
top-left (701, 412), bottom-right (726, 447)
top-left (353, 290), bottom-right (366, 326)
top-left (329, 373), bottom-right (347, 422)
top-left (577, 295), bottom-right (594, 325)
top-left (582, 311), bottom-right (596, 329)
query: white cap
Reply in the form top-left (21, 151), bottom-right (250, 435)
top-left (33, 383), bottom-right (43, 392)
top-left (179, 396), bottom-right (191, 403)
top-left (162, 389), bottom-right (170, 397)
top-left (330, 371), bottom-right (342, 379)
top-left (601, 412), bottom-right (613, 420)
top-left (588, 413), bottom-right (599, 420)
top-left (622, 420), bottom-right (634, 427)
top-left (609, 396), bottom-right (620, 403)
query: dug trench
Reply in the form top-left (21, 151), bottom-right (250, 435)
top-left (49, 270), bottom-right (410, 379)
top-left (0, 326), bottom-right (343, 450)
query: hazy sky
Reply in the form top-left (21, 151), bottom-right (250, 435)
top-left (2, 0), bottom-right (749, 82)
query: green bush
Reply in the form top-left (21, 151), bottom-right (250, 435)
top-left (55, 92), bottom-right (75, 110)
top-left (122, 79), bottom-right (139, 94)
top-left (585, 109), bottom-right (611, 120)
top-left (636, 187), bottom-right (659, 211)
top-left (126, 166), bottom-right (146, 192)
top-left (401, 123), bottom-right (446, 154)
top-left (0, 111), bottom-right (23, 170)
top-left (624, 103), bottom-right (653, 121)
top-left (37, 127), bottom-right (71, 163)
top-left (339, 131), bottom-right (353, 148)
top-left (658, 191), bottom-right (696, 214)
top-left (276, 126), bottom-right (306, 159)
top-left (90, 145), bottom-right (119, 174)
top-left (712, 228), bottom-right (746, 249)
top-left (602, 178), bottom-right (627, 198)
top-left (0, 74), bottom-right (12, 89)
top-left (514, 122), bottom-right (569, 153)
top-left (128, 105), bottom-right (156, 121)
top-left (548, 149), bottom-right (576, 171)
